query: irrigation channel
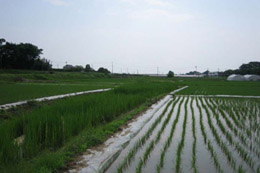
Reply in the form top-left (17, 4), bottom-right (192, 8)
top-left (69, 94), bottom-right (260, 173)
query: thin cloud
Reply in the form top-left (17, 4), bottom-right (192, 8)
top-left (45, 0), bottom-right (70, 6)
top-left (145, 0), bottom-right (172, 7)
top-left (130, 8), bottom-right (193, 22)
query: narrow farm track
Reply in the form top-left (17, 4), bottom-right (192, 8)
top-left (73, 95), bottom-right (260, 173)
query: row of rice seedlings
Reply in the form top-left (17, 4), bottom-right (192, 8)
top-left (175, 97), bottom-right (190, 173)
top-left (190, 97), bottom-right (198, 173)
top-left (156, 96), bottom-right (186, 173)
top-left (208, 98), bottom-right (258, 170)
top-left (224, 100), bottom-right (260, 145)
top-left (205, 100), bottom-right (255, 169)
top-left (238, 165), bottom-right (246, 173)
top-left (210, 98), bottom-right (260, 159)
top-left (199, 98), bottom-right (237, 171)
top-left (195, 97), bottom-right (223, 173)
top-left (135, 96), bottom-right (180, 173)
top-left (117, 97), bottom-right (178, 173)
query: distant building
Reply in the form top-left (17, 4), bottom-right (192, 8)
top-left (227, 74), bottom-right (245, 81)
top-left (63, 64), bottom-right (74, 70)
top-left (208, 72), bottom-right (219, 77)
top-left (244, 74), bottom-right (260, 81)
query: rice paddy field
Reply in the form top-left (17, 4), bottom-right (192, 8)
top-left (106, 96), bottom-right (260, 173)
top-left (0, 70), bottom-right (260, 173)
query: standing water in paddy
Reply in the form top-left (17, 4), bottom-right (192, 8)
top-left (102, 96), bottom-right (260, 173)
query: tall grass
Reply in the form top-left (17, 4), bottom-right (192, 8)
top-left (0, 81), bottom-right (179, 168)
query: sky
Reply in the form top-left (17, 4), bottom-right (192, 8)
top-left (0, 0), bottom-right (260, 74)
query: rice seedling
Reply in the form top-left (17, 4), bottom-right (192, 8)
top-left (175, 97), bottom-right (189, 173)
top-left (199, 98), bottom-right (236, 171)
top-left (117, 96), bottom-right (180, 173)
top-left (238, 165), bottom-right (245, 173)
top-left (190, 97), bottom-right (198, 173)
top-left (203, 98), bottom-right (256, 170)
top-left (156, 96), bottom-right (185, 173)
top-left (135, 96), bottom-right (180, 172)
top-left (207, 141), bottom-right (223, 173)
top-left (210, 98), bottom-right (260, 159)
top-left (195, 97), bottom-right (223, 173)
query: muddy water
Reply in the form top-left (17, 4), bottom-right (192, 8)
top-left (69, 94), bottom-right (173, 173)
top-left (210, 99), bottom-right (260, 160)
top-left (121, 99), bottom-right (175, 173)
top-left (206, 98), bottom-right (258, 172)
top-left (198, 98), bottom-right (234, 173)
top-left (160, 97), bottom-right (187, 172)
top-left (193, 98), bottom-right (216, 173)
top-left (69, 95), bottom-right (260, 173)
top-left (142, 98), bottom-right (181, 172)
top-left (105, 97), bottom-right (174, 173)
top-left (180, 98), bottom-right (193, 173)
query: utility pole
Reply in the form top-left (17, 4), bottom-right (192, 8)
top-left (157, 67), bottom-right (159, 76)
top-left (112, 62), bottom-right (113, 74)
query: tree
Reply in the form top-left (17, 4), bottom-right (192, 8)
top-left (74, 65), bottom-right (84, 72)
top-left (239, 62), bottom-right (260, 75)
top-left (167, 71), bottom-right (174, 77)
top-left (0, 38), bottom-right (51, 70)
top-left (85, 64), bottom-right (95, 72)
top-left (98, 67), bottom-right (110, 74)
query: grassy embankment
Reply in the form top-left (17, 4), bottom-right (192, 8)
top-left (0, 77), bottom-right (179, 173)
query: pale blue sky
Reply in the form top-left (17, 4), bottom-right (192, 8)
top-left (1, 0), bottom-right (260, 74)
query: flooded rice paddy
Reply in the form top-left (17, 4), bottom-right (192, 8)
top-left (71, 95), bottom-right (260, 173)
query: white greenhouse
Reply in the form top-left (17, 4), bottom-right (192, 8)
top-left (244, 74), bottom-right (260, 81)
top-left (227, 74), bottom-right (246, 81)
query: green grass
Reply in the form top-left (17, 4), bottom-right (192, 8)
top-left (0, 80), bottom-right (180, 172)
top-left (2, 97), bottom-right (156, 173)
top-left (0, 83), bottom-right (113, 105)
top-left (176, 78), bottom-right (260, 96)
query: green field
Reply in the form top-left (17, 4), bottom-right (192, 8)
top-left (176, 78), bottom-right (260, 96)
top-left (0, 70), bottom-right (260, 172)
top-left (0, 76), bottom-right (180, 172)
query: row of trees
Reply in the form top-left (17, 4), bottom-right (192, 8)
top-left (0, 38), bottom-right (52, 70)
top-left (223, 61), bottom-right (260, 76)
top-left (63, 64), bottom-right (111, 74)
top-left (0, 38), bottom-right (111, 74)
